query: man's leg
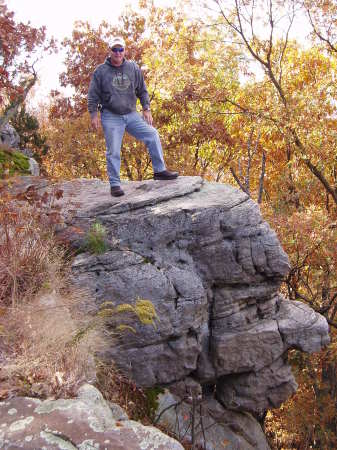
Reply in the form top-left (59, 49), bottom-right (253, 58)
top-left (101, 110), bottom-right (125, 187)
top-left (125, 111), bottom-right (167, 173)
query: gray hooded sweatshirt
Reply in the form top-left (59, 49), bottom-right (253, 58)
top-left (87, 57), bottom-right (150, 118)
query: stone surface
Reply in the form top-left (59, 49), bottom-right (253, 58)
top-left (0, 384), bottom-right (184, 449)
top-left (217, 357), bottom-right (298, 418)
top-left (20, 148), bottom-right (34, 158)
top-left (28, 157), bottom-right (40, 176)
top-left (0, 123), bottom-right (20, 148)
top-left (155, 390), bottom-right (270, 450)
top-left (277, 300), bottom-right (330, 352)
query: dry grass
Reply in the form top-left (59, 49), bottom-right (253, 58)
top-left (95, 362), bottom-right (152, 422)
top-left (0, 188), bottom-right (106, 399)
top-left (0, 282), bottom-right (106, 399)
top-left (0, 188), bottom-right (63, 307)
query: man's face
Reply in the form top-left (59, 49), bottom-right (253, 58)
top-left (110, 45), bottom-right (125, 66)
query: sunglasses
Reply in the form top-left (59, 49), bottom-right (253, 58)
top-left (111, 47), bottom-right (125, 53)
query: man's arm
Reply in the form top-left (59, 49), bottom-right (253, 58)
top-left (142, 109), bottom-right (153, 126)
top-left (88, 71), bottom-right (102, 129)
top-left (134, 63), bottom-right (153, 125)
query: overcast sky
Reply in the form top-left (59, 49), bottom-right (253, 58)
top-left (6, 0), bottom-right (166, 105)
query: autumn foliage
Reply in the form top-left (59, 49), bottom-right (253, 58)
top-left (0, 1), bottom-right (55, 107)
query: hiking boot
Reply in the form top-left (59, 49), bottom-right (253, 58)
top-left (110, 186), bottom-right (125, 197)
top-left (153, 170), bottom-right (179, 180)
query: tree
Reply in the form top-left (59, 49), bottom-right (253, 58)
top-left (10, 105), bottom-right (49, 160)
top-left (305, 0), bottom-right (337, 53)
top-left (0, 0), bottom-right (55, 129)
top-left (209, 0), bottom-right (337, 206)
top-left (200, 1), bottom-right (337, 446)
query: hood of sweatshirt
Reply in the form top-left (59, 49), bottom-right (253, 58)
top-left (105, 56), bottom-right (126, 69)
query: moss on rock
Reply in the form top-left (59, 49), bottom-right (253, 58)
top-left (0, 146), bottom-right (30, 178)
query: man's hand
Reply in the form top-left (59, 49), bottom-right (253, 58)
top-left (142, 109), bottom-right (153, 126)
top-left (91, 115), bottom-right (100, 130)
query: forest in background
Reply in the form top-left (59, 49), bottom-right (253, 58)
top-left (1, 0), bottom-right (337, 448)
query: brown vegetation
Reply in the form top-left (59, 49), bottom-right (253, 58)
top-left (0, 183), bottom-right (104, 399)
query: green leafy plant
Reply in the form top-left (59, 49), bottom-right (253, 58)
top-left (145, 386), bottom-right (165, 420)
top-left (74, 298), bottom-right (159, 339)
top-left (0, 144), bottom-right (30, 178)
top-left (84, 222), bottom-right (108, 254)
top-left (100, 298), bottom-right (159, 331)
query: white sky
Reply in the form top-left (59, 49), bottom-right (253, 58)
top-left (6, 0), bottom-right (169, 105)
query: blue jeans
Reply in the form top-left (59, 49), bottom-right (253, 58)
top-left (101, 110), bottom-right (166, 187)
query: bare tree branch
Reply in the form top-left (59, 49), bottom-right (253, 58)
top-left (258, 151), bottom-right (266, 204)
top-left (279, 1), bottom-right (295, 85)
top-left (0, 68), bottom-right (37, 132)
top-left (230, 166), bottom-right (249, 194)
top-left (307, 8), bottom-right (337, 54)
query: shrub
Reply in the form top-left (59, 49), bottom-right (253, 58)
top-left (0, 192), bottom-right (62, 307)
top-left (84, 222), bottom-right (108, 254)
top-left (0, 144), bottom-right (30, 178)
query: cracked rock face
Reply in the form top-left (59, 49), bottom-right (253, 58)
top-left (12, 176), bottom-right (330, 427)
top-left (0, 384), bottom-right (183, 449)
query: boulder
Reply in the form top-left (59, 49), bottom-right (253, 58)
top-left (0, 123), bottom-right (20, 148)
top-left (28, 157), bottom-right (40, 176)
top-left (0, 384), bottom-right (184, 449)
top-left (52, 177), bottom-right (328, 390)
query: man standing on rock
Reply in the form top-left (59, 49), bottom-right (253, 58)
top-left (88, 36), bottom-right (178, 197)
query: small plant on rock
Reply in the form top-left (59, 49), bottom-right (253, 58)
top-left (84, 222), bottom-right (108, 254)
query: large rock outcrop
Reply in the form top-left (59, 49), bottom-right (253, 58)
top-left (0, 123), bottom-right (20, 148)
top-left (58, 177), bottom-right (328, 380)
top-left (7, 175), bottom-right (330, 449)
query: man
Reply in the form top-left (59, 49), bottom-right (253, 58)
top-left (88, 36), bottom-right (178, 197)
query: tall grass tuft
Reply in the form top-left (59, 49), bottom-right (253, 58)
top-left (84, 222), bottom-right (108, 254)
top-left (0, 187), bottom-right (63, 307)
